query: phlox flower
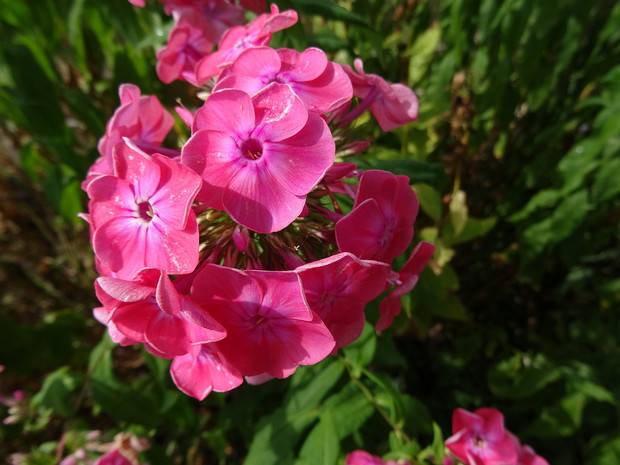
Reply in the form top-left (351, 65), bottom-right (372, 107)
top-left (238, 0), bottom-right (265, 14)
top-left (194, 4), bottom-right (298, 83)
top-left (147, 0), bottom-right (265, 16)
top-left (88, 139), bottom-right (202, 279)
top-left (95, 84), bottom-right (175, 170)
top-left (445, 408), bottom-right (520, 465)
top-left (336, 170), bottom-right (419, 264)
top-left (189, 264), bottom-right (336, 378)
top-left (296, 253), bottom-right (389, 350)
top-left (170, 338), bottom-right (243, 400)
top-left (93, 449), bottom-right (133, 465)
top-left (376, 241), bottom-right (435, 331)
top-left (517, 445), bottom-right (548, 465)
top-left (214, 46), bottom-right (352, 113)
top-left (156, 8), bottom-right (215, 84)
top-left (182, 83), bottom-right (335, 233)
top-left (96, 268), bottom-right (225, 358)
top-left (93, 433), bottom-right (149, 465)
top-left (341, 58), bottom-right (419, 131)
top-left (345, 450), bottom-right (411, 465)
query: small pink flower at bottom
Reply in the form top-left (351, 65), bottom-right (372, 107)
top-left (94, 433), bottom-right (148, 465)
top-left (345, 450), bottom-right (411, 465)
top-left (94, 449), bottom-right (132, 465)
top-left (445, 408), bottom-right (520, 465)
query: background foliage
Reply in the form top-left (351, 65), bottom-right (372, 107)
top-left (1, 0), bottom-right (619, 463)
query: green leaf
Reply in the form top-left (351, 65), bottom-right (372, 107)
top-left (414, 183), bottom-right (443, 223)
top-left (574, 380), bottom-right (615, 404)
top-left (291, 0), bottom-right (372, 29)
top-left (307, 29), bottom-right (349, 53)
top-left (509, 189), bottom-right (561, 222)
top-left (443, 216), bottom-right (497, 246)
top-left (90, 375), bottom-right (160, 427)
top-left (59, 177), bottom-right (85, 223)
top-left (401, 395), bottom-right (433, 436)
top-left (525, 392), bottom-right (586, 437)
top-left (449, 190), bottom-right (468, 237)
top-left (359, 155), bottom-right (446, 185)
top-left (342, 322), bottom-right (376, 371)
top-left (522, 189), bottom-right (590, 251)
top-left (592, 158), bottom-right (620, 202)
top-left (588, 436), bottom-right (620, 465)
top-left (407, 25), bottom-right (440, 86)
top-left (431, 422), bottom-right (445, 463)
top-left (5, 44), bottom-right (69, 141)
top-left (31, 367), bottom-right (83, 417)
top-left (244, 407), bottom-right (319, 465)
top-left (20, 142), bottom-right (53, 181)
top-left (296, 411), bottom-right (340, 465)
top-left (285, 359), bottom-right (344, 414)
top-left (87, 333), bottom-right (114, 380)
top-left (321, 383), bottom-right (373, 439)
top-left (487, 354), bottom-right (561, 399)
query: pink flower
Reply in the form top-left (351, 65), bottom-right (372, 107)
top-left (376, 241), bottom-right (435, 331)
top-left (93, 433), bottom-right (149, 465)
top-left (518, 445), bottom-right (549, 465)
top-left (341, 58), bottom-right (418, 131)
top-left (345, 450), bottom-right (411, 465)
top-left (170, 341), bottom-right (243, 400)
top-left (96, 84), bottom-right (175, 164)
top-left (194, 4), bottom-right (297, 83)
top-left (336, 170), bottom-right (418, 263)
top-left (214, 46), bottom-right (352, 113)
top-left (156, 8), bottom-right (215, 84)
top-left (152, 0), bottom-right (260, 16)
top-left (93, 449), bottom-right (132, 465)
top-left (182, 83), bottom-right (335, 233)
top-left (96, 268), bottom-right (226, 358)
top-left (296, 253), bottom-right (389, 350)
top-left (190, 264), bottom-right (336, 378)
top-left (239, 0), bottom-right (265, 14)
top-left (445, 408), bottom-right (520, 465)
top-left (88, 139), bottom-right (202, 279)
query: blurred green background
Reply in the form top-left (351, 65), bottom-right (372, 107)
top-left (1, 0), bottom-right (619, 463)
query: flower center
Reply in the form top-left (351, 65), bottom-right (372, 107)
top-left (250, 314), bottom-right (268, 326)
top-left (240, 138), bottom-right (263, 160)
top-left (136, 201), bottom-right (154, 222)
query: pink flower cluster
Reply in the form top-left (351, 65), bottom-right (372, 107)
top-left (445, 408), bottom-right (548, 465)
top-left (345, 450), bottom-right (411, 465)
top-left (84, 1), bottom-right (431, 400)
top-left (58, 432), bottom-right (148, 465)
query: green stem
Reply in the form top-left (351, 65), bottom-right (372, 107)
top-left (341, 357), bottom-right (412, 443)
